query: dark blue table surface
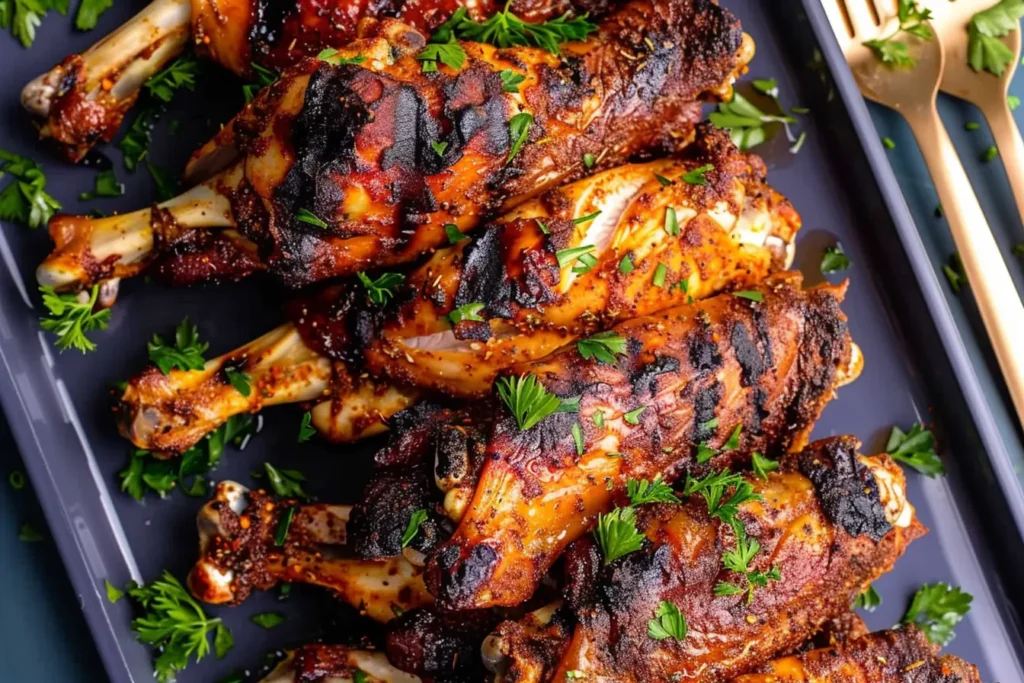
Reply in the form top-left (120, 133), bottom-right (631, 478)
top-left (2, 7), bottom-right (1023, 683)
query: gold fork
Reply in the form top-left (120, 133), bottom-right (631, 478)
top-left (924, 0), bottom-right (1024, 223)
top-left (824, 0), bottom-right (1024, 426)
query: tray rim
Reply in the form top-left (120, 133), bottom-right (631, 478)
top-left (796, 0), bottom-right (1024, 538)
top-left (0, 1), bottom-right (1021, 681)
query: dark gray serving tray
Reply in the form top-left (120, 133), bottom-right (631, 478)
top-left (1, 0), bottom-right (1023, 680)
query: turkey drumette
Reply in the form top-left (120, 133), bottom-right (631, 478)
top-left (37, 0), bottom-right (752, 304)
top-left (116, 125), bottom-right (799, 454)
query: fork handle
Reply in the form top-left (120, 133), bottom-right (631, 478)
top-left (904, 107), bottom-right (1024, 426)
top-left (982, 98), bottom-right (1024, 225)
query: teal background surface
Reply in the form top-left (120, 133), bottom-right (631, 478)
top-left (1, 14), bottom-right (1023, 683)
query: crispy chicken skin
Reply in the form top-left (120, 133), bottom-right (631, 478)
top-left (487, 438), bottom-right (925, 683)
top-left (361, 124), bottom-right (800, 397)
top-left (23, 0), bottom-right (609, 162)
top-left (114, 126), bottom-right (800, 455)
top-left (188, 481), bottom-right (433, 621)
top-left (732, 626), bottom-right (982, 683)
top-left (425, 272), bottom-right (856, 611)
top-left (38, 0), bottom-right (751, 296)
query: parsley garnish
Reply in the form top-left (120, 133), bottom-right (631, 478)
top-left (902, 582), bottom-right (972, 645)
top-left (618, 253), bottom-right (635, 274)
top-left (655, 173), bottom-right (674, 187)
top-left (0, 149), bottom-right (61, 228)
top-left (626, 475), bottom-right (679, 505)
top-left (295, 208), bottom-right (328, 228)
top-left (274, 507), bottom-right (295, 546)
top-left (652, 263), bottom-right (667, 288)
top-left (572, 210), bottom-right (601, 225)
top-left (119, 416), bottom-right (254, 501)
top-left (647, 601), bottom-right (687, 641)
top-left (264, 462), bottom-right (308, 498)
top-left (682, 469), bottom-right (760, 527)
top-left (118, 106), bottom-right (159, 171)
top-left (709, 90), bottom-right (799, 152)
top-left (432, 141), bottom-right (448, 157)
top-left (1010, 95), bottom-right (1021, 111)
top-left (496, 373), bottom-right (562, 430)
top-left (854, 584), bottom-right (882, 611)
top-left (250, 612), bottom-right (286, 629)
top-left (565, 671), bottom-right (585, 680)
top-left (500, 69), bottom-right (526, 93)
top-left (0, 0), bottom-right (67, 47)
top-left (39, 285), bottom-right (111, 352)
top-left (105, 579), bottom-right (124, 603)
top-left (722, 424), bottom-right (742, 450)
top-left (594, 506), bottom-right (645, 563)
top-left (577, 331), bottom-right (627, 364)
top-left (127, 571), bottom-right (232, 681)
top-left (696, 442), bottom-right (717, 464)
top-left (148, 317), bottom-right (208, 374)
top-left (74, 0), bottom-right (111, 29)
top-left (981, 145), bottom-right (999, 162)
top-left (715, 528), bottom-right (780, 603)
top-left (556, 244), bottom-right (596, 269)
top-left (863, 0), bottom-right (934, 68)
top-left (882, 136), bottom-right (897, 149)
top-left (507, 112), bottom-right (534, 163)
top-left (80, 169), bottom-right (124, 201)
top-left (943, 252), bottom-right (967, 293)
top-left (224, 367), bottom-right (252, 397)
top-left (623, 407), bottom-right (646, 425)
top-left (316, 48), bottom-right (366, 65)
top-left (401, 508), bottom-right (428, 547)
top-left (821, 243), bottom-right (851, 274)
top-left (733, 290), bottom-right (763, 302)
top-left (144, 54), bottom-right (202, 102)
top-left (680, 163), bottom-right (714, 186)
top-left (886, 423), bottom-right (944, 476)
top-left (297, 412), bottom-right (315, 443)
top-left (456, 6), bottom-right (597, 52)
top-left (583, 152), bottom-right (596, 168)
top-left (9, 470), bottom-right (25, 490)
top-left (967, 0), bottom-right (1024, 75)
top-left (444, 223), bottom-right (467, 244)
top-left (536, 219), bottom-right (550, 234)
top-left (593, 410), bottom-right (604, 428)
top-left (242, 63), bottom-right (279, 103)
top-left (571, 422), bottom-right (584, 455)
top-left (751, 452), bottom-right (778, 480)
top-left (449, 302), bottom-right (486, 324)
top-left (357, 271), bottom-right (405, 305)
top-left (664, 207), bottom-right (679, 236)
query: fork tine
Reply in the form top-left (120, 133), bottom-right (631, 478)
top-left (843, 0), bottom-right (880, 37)
top-left (871, 0), bottom-right (898, 22)
top-left (823, 0), bottom-right (854, 43)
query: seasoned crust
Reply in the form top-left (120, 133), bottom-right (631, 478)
top-left (425, 272), bottom-right (855, 611)
top-left (734, 626), bottom-right (982, 683)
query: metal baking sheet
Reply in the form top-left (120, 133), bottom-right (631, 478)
top-left (0, 0), bottom-right (1022, 680)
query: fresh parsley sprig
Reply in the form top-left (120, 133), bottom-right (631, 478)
top-left (126, 571), bottom-right (233, 682)
top-left (886, 423), bottom-right (944, 476)
top-left (0, 149), bottom-right (62, 228)
top-left (577, 331), bottom-right (628, 364)
top-left (459, 6), bottom-right (597, 51)
top-left (902, 582), bottom-right (972, 645)
top-left (594, 505), bottom-right (645, 563)
top-left (80, 169), bottom-right (124, 201)
top-left (242, 62), bottom-right (279, 103)
top-left (401, 508), bottom-right (428, 547)
top-left (507, 112), bottom-right (534, 163)
top-left (626, 475), bottom-right (680, 505)
top-left (119, 415), bottom-right (254, 501)
top-left (496, 373), bottom-right (564, 430)
top-left (710, 82), bottom-right (806, 153)
top-left (821, 243), bottom-right (852, 274)
top-left (39, 285), bottom-right (111, 352)
top-left (967, 0), bottom-right (1024, 76)
top-left (74, 0), bottom-right (112, 30)
top-left (147, 317), bottom-right (209, 374)
top-left (647, 601), bottom-right (687, 641)
top-left (0, 0), bottom-right (67, 47)
top-left (854, 583), bottom-right (882, 611)
top-left (144, 54), bottom-right (202, 102)
top-left (863, 0), bottom-right (934, 68)
top-left (317, 48), bottom-right (366, 66)
top-left (357, 271), bottom-right (405, 305)
top-left (264, 462), bottom-right (308, 498)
